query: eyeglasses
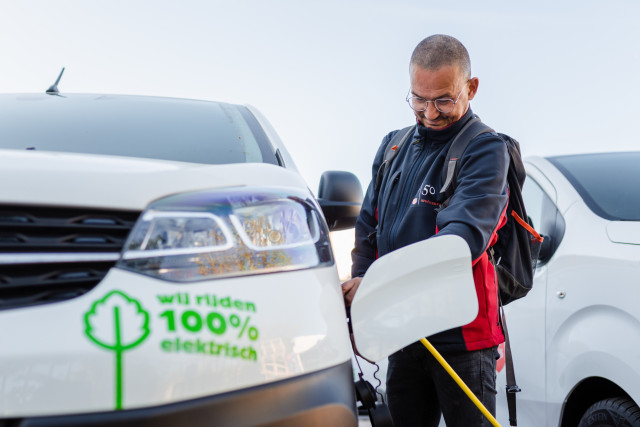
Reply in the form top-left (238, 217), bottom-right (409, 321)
top-left (406, 80), bottom-right (469, 114)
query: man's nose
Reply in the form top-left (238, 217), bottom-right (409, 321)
top-left (425, 102), bottom-right (440, 120)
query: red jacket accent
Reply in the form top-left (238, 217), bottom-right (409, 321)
top-left (462, 205), bottom-right (507, 350)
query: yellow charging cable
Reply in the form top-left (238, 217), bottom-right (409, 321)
top-left (420, 338), bottom-right (501, 427)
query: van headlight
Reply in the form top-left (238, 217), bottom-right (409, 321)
top-left (117, 188), bottom-right (334, 281)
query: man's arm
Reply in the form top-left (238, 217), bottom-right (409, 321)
top-left (435, 133), bottom-right (509, 261)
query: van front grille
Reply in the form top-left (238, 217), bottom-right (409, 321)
top-left (0, 205), bottom-right (140, 309)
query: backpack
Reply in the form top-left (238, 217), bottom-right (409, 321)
top-left (437, 116), bottom-right (543, 305)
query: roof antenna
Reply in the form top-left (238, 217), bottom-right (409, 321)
top-left (46, 67), bottom-right (65, 95)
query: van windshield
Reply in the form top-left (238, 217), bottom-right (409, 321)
top-left (0, 95), bottom-right (278, 166)
top-left (548, 152), bottom-right (640, 220)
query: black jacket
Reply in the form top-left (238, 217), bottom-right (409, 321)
top-left (351, 108), bottom-right (509, 351)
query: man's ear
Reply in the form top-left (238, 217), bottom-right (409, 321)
top-left (467, 77), bottom-right (479, 101)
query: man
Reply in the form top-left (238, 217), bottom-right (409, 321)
top-left (342, 34), bottom-right (508, 426)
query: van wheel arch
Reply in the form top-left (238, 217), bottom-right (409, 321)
top-left (561, 377), bottom-right (632, 427)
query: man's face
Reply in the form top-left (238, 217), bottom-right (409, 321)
top-left (409, 64), bottom-right (478, 130)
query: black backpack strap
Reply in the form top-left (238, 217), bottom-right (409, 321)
top-left (501, 306), bottom-right (521, 426)
top-left (374, 125), bottom-right (416, 191)
top-left (439, 116), bottom-right (494, 198)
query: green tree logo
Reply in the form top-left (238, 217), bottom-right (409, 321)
top-left (84, 290), bottom-right (150, 410)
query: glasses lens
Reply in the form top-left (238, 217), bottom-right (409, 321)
top-left (408, 97), bottom-right (426, 112)
top-left (434, 100), bottom-right (455, 113)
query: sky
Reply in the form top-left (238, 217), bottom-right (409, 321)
top-left (3, 0), bottom-right (640, 195)
top-left (3, 0), bottom-right (639, 279)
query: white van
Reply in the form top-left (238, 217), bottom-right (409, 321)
top-left (0, 91), bottom-right (480, 426)
top-left (496, 153), bottom-right (640, 427)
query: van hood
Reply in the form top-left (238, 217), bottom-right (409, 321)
top-left (0, 149), bottom-right (310, 211)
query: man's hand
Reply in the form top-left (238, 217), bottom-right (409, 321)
top-left (341, 276), bottom-right (362, 307)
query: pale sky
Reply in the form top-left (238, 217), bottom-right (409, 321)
top-left (2, 0), bottom-right (639, 195)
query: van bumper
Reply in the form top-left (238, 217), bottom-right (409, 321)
top-left (9, 361), bottom-right (357, 427)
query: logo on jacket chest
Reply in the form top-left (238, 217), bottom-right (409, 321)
top-left (411, 183), bottom-right (441, 208)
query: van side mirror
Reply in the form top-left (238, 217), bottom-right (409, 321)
top-left (317, 171), bottom-right (363, 231)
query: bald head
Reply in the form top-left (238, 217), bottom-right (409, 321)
top-left (410, 35), bottom-right (471, 80)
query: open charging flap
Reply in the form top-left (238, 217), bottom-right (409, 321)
top-left (350, 234), bottom-right (478, 362)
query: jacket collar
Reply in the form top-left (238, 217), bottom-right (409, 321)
top-left (415, 107), bottom-right (475, 145)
